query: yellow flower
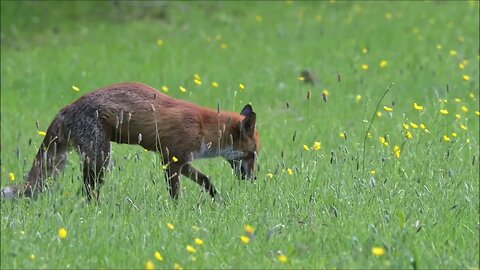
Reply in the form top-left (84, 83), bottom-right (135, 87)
top-left (303, 144), bottom-right (310, 151)
top-left (240, 235), bottom-right (250, 244)
top-left (266, 172), bottom-right (273, 179)
top-left (384, 12), bottom-right (392, 20)
top-left (461, 106), bottom-right (468, 112)
top-left (186, 245), bottom-right (196, 254)
top-left (361, 64), bottom-right (369, 70)
top-left (179, 86), bottom-right (187, 93)
top-left (405, 131), bottom-right (412, 140)
top-left (439, 109), bottom-right (448, 115)
top-left (455, 114), bottom-right (461, 119)
top-left (379, 60), bottom-right (388, 68)
top-left (371, 247), bottom-right (385, 257)
top-left (72, 85), bottom-right (80, 92)
top-left (458, 63), bottom-right (465, 70)
top-left (339, 132), bottom-right (345, 139)
top-left (154, 251), bottom-right (163, 261)
top-left (460, 124), bottom-right (467, 131)
top-left (379, 137), bottom-right (389, 146)
top-left (462, 75), bottom-right (470, 81)
top-left (298, 76), bottom-right (305, 81)
top-left (239, 83), bottom-right (245, 90)
top-left (166, 223), bottom-right (174, 230)
top-left (313, 141), bottom-right (321, 150)
top-left (454, 98), bottom-right (461, 103)
top-left (322, 89), bottom-right (329, 97)
top-left (355, 94), bottom-right (362, 102)
top-left (370, 170), bottom-right (376, 175)
top-left (449, 50), bottom-right (457, 56)
top-left (393, 145), bottom-right (400, 158)
top-left (476, 111), bottom-right (480, 116)
top-left (451, 132), bottom-right (457, 138)
top-left (244, 225), bottom-right (255, 234)
top-left (9, 172), bottom-right (15, 182)
top-left (58, 227), bottom-right (68, 239)
top-left (156, 39), bottom-right (164, 47)
top-left (37, 131), bottom-right (47, 136)
top-left (172, 156), bottom-right (178, 162)
top-left (443, 135), bottom-right (451, 142)
top-left (211, 81), bottom-right (219, 88)
top-left (145, 260), bottom-right (155, 270)
top-left (29, 254), bottom-right (35, 260)
top-left (277, 254), bottom-right (288, 263)
top-left (402, 123), bottom-right (409, 130)
top-left (362, 47), bottom-right (368, 54)
top-left (193, 73), bottom-right (201, 80)
top-left (194, 238), bottom-right (204, 246)
top-left (220, 43), bottom-right (228, 50)
top-left (436, 44), bottom-right (442, 50)
top-left (376, 111), bottom-right (382, 117)
top-left (383, 106), bottom-right (393, 112)
top-left (410, 122), bottom-right (418, 129)
top-left (161, 86), bottom-right (168, 93)
top-left (287, 168), bottom-right (293, 175)
top-left (192, 225), bottom-right (200, 232)
top-left (419, 124), bottom-right (426, 130)
top-left (162, 164), bottom-right (168, 170)
top-left (413, 102), bottom-right (423, 111)
top-left (173, 263), bottom-right (183, 270)
top-left (194, 79), bottom-right (202, 86)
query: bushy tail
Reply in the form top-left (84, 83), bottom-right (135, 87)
top-left (2, 111), bottom-right (69, 199)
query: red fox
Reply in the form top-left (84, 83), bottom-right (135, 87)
top-left (1, 82), bottom-right (259, 201)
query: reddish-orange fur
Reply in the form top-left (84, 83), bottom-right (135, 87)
top-left (1, 82), bottom-right (259, 200)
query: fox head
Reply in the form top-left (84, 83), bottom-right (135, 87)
top-left (226, 105), bottom-right (259, 180)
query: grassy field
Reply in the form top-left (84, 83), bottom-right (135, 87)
top-left (1, 1), bottom-right (479, 269)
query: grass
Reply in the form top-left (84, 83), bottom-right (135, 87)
top-left (1, 1), bottom-right (479, 269)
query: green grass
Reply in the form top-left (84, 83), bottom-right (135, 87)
top-left (1, 1), bottom-right (479, 269)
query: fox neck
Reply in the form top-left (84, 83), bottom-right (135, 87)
top-left (192, 111), bottom-right (243, 161)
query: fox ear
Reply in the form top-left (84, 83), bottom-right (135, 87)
top-left (240, 106), bottom-right (256, 136)
top-left (240, 104), bottom-right (253, 116)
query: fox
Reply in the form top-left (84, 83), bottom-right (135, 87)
top-left (1, 82), bottom-right (259, 201)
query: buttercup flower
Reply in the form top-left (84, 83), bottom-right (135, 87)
top-left (145, 260), bottom-right (155, 270)
top-left (72, 85), bottom-right (80, 92)
top-left (372, 247), bottom-right (385, 257)
top-left (413, 102), bottom-right (423, 111)
top-left (277, 254), bottom-right (288, 263)
top-left (58, 228), bottom-right (68, 239)
top-left (154, 251), bottom-right (163, 261)
top-left (379, 60), bottom-right (388, 68)
top-left (9, 172), bottom-right (15, 182)
top-left (194, 238), bottom-right (204, 246)
top-left (383, 106), bottom-right (393, 112)
top-left (439, 109), bottom-right (448, 115)
top-left (240, 235), bottom-right (250, 244)
top-left (186, 245), bottom-right (196, 254)
top-left (166, 223), bottom-right (174, 230)
top-left (244, 225), bottom-right (255, 234)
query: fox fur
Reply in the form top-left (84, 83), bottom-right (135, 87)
top-left (1, 82), bottom-right (259, 201)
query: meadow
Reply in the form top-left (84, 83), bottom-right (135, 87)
top-left (1, 1), bottom-right (479, 269)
